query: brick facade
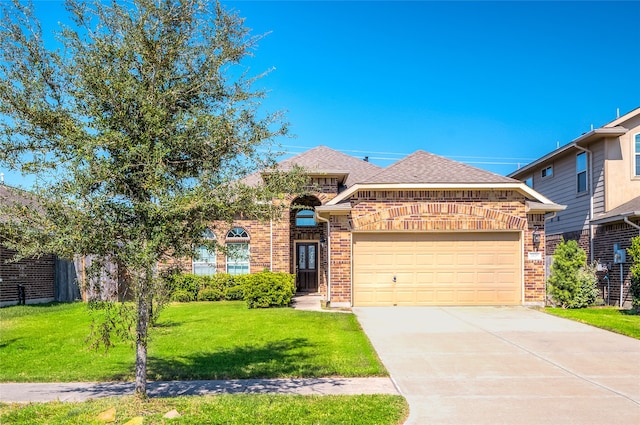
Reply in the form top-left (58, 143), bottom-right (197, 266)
top-left (162, 187), bottom-right (548, 306)
top-left (161, 177), bottom-right (337, 295)
top-left (593, 219), bottom-right (640, 307)
top-left (326, 189), bottom-right (546, 305)
top-left (0, 241), bottom-right (55, 306)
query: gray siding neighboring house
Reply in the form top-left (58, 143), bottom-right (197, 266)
top-left (509, 107), bottom-right (640, 307)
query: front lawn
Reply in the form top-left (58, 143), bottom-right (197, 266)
top-left (0, 302), bottom-right (386, 382)
top-left (545, 307), bottom-right (640, 339)
top-left (0, 394), bottom-right (409, 425)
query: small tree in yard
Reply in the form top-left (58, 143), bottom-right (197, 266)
top-left (629, 236), bottom-right (640, 309)
top-left (0, 0), bottom-right (305, 397)
top-left (547, 239), bottom-right (598, 308)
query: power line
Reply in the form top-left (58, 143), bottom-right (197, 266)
top-left (276, 145), bottom-right (536, 163)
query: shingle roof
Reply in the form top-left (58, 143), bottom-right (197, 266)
top-left (0, 184), bottom-right (40, 223)
top-left (364, 150), bottom-right (519, 184)
top-left (591, 195), bottom-right (640, 223)
top-left (244, 146), bottom-right (382, 188)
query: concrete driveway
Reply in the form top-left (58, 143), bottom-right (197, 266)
top-left (354, 306), bottom-right (640, 425)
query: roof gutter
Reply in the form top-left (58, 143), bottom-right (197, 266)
top-left (508, 126), bottom-right (627, 179)
top-left (623, 215), bottom-right (640, 234)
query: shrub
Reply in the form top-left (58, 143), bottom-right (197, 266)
top-left (225, 284), bottom-right (244, 301)
top-left (165, 273), bottom-right (201, 301)
top-left (171, 289), bottom-right (195, 303)
top-left (629, 236), bottom-right (640, 309)
top-left (197, 287), bottom-right (224, 301)
top-left (547, 239), bottom-right (598, 308)
top-left (242, 271), bottom-right (296, 308)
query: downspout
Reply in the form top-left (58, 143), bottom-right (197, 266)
top-left (574, 144), bottom-right (594, 263)
top-left (269, 217), bottom-right (273, 272)
top-left (316, 213), bottom-right (331, 304)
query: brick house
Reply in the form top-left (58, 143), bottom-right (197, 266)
top-left (0, 184), bottom-right (56, 306)
top-left (179, 146), bottom-right (563, 307)
top-left (508, 107), bottom-right (640, 307)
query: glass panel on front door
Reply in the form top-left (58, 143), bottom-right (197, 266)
top-left (297, 243), bottom-right (318, 292)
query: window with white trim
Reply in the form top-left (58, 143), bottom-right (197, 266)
top-left (541, 166), bottom-right (553, 178)
top-left (635, 133), bottom-right (640, 177)
top-left (226, 227), bottom-right (250, 275)
top-left (193, 229), bottom-right (216, 276)
top-left (523, 176), bottom-right (533, 188)
top-left (576, 152), bottom-right (587, 193)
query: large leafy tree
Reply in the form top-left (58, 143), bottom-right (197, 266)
top-left (0, 0), bottom-right (302, 396)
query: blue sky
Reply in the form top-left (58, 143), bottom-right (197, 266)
top-left (2, 1), bottom-right (640, 188)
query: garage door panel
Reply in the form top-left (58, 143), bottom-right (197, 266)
top-left (353, 232), bottom-right (522, 306)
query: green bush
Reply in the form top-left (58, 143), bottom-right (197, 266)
top-left (548, 239), bottom-right (598, 308)
top-left (242, 272), bottom-right (296, 308)
top-left (164, 272), bottom-right (245, 302)
top-left (225, 284), bottom-right (244, 301)
top-left (629, 236), bottom-right (640, 309)
top-left (171, 289), bottom-right (195, 303)
top-left (164, 271), bottom-right (294, 307)
top-left (165, 273), bottom-right (201, 300)
top-left (197, 287), bottom-right (224, 301)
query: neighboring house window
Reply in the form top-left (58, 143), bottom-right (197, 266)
top-left (541, 166), bottom-right (553, 178)
top-left (193, 229), bottom-right (216, 276)
top-left (635, 133), bottom-right (640, 177)
top-left (524, 176), bottom-right (533, 188)
top-left (226, 227), bottom-right (250, 275)
top-left (296, 209), bottom-right (316, 226)
top-left (576, 152), bottom-right (587, 193)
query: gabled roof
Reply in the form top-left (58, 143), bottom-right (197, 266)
top-left (324, 150), bottom-right (563, 210)
top-left (277, 146), bottom-right (382, 188)
top-left (591, 195), bottom-right (640, 225)
top-left (244, 146), bottom-right (382, 188)
top-left (365, 150), bottom-right (517, 184)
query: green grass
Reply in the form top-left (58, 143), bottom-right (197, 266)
top-left (545, 307), bottom-right (640, 339)
top-left (0, 394), bottom-right (409, 425)
top-left (0, 302), bottom-right (386, 382)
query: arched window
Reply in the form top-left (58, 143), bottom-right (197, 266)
top-left (226, 227), bottom-right (250, 275)
top-left (296, 209), bottom-right (316, 227)
top-left (193, 229), bottom-right (216, 276)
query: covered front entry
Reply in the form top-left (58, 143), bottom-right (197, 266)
top-left (352, 232), bottom-right (522, 306)
top-left (296, 242), bottom-right (318, 292)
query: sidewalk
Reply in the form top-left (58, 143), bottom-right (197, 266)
top-left (0, 378), bottom-right (400, 402)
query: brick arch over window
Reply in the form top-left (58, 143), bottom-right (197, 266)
top-left (351, 202), bottom-right (527, 231)
top-left (290, 195), bottom-right (322, 227)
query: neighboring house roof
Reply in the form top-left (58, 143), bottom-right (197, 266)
top-left (508, 107), bottom-right (640, 180)
top-left (365, 150), bottom-right (518, 184)
top-left (591, 195), bottom-right (640, 225)
top-left (244, 145), bottom-right (382, 188)
top-left (0, 184), bottom-right (39, 224)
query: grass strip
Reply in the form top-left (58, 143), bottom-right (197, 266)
top-left (544, 307), bottom-right (640, 339)
top-left (0, 394), bottom-right (409, 425)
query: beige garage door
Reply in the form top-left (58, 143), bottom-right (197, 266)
top-left (353, 232), bottom-right (522, 306)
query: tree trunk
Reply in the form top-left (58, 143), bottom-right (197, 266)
top-left (134, 280), bottom-right (150, 397)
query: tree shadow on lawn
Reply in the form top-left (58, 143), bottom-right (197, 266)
top-left (147, 337), bottom-right (328, 381)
